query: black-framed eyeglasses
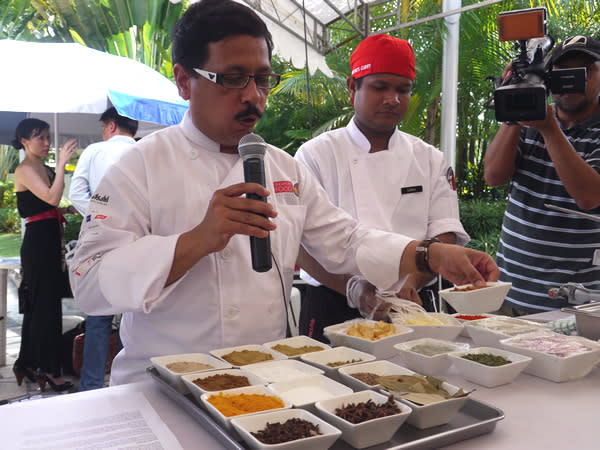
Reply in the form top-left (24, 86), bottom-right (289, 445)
top-left (193, 68), bottom-right (281, 90)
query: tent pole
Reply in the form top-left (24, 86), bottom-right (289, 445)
top-left (302, 0), bottom-right (313, 138)
top-left (53, 112), bottom-right (59, 158)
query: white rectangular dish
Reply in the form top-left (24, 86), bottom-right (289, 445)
top-left (230, 408), bottom-right (342, 450)
top-left (315, 390), bottom-right (411, 449)
top-left (464, 316), bottom-right (549, 347)
top-left (269, 374), bottom-right (353, 412)
top-left (448, 346), bottom-right (532, 388)
top-left (337, 359), bottom-right (412, 392)
top-left (500, 330), bottom-right (600, 382)
top-left (389, 312), bottom-right (464, 341)
top-left (439, 281), bottom-right (512, 314)
top-left (242, 359), bottom-right (324, 383)
top-left (394, 338), bottom-right (468, 376)
top-left (150, 353), bottom-right (231, 393)
top-left (181, 368), bottom-right (267, 400)
top-left (323, 318), bottom-right (414, 359)
top-left (299, 346), bottom-right (376, 381)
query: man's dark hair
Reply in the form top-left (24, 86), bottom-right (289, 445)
top-left (354, 77), bottom-right (364, 89)
top-left (100, 107), bottom-right (139, 136)
top-left (11, 118), bottom-right (49, 150)
top-left (171, 0), bottom-right (273, 72)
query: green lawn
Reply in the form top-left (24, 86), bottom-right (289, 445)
top-left (0, 233), bottom-right (21, 257)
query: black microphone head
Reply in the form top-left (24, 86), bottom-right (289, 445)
top-left (238, 133), bottom-right (266, 160)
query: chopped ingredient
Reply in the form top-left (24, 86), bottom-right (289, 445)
top-left (461, 353), bottom-right (511, 366)
top-left (193, 374), bottom-right (250, 391)
top-left (221, 350), bottom-right (273, 366)
top-left (335, 396), bottom-right (401, 424)
top-left (377, 374), bottom-right (471, 405)
top-left (165, 361), bottom-right (214, 373)
top-left (409, 343), bottom-right (458, 356)
top-left (455, 314), bottom-right (489, 320)
top-left (350, 372), bottom-right (382, 386)
top-left (346, 321), bottom-right (396, 340)
top-left (206, 392), bottom-right (284, 417)
top-left (251, 418), bottom-right (322, 444)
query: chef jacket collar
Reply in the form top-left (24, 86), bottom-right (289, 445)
top-left (348, 116), bottom-right (401, 153)
top-left (179, 110), bottom-right (221, 156)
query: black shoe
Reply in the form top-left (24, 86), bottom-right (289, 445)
top-left (38, 373), bottom-right (74, 393)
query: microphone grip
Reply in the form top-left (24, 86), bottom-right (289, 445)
top-left (244, 158), bottom-right (272, 272)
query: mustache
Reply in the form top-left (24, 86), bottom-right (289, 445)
top-left (235, 104), bottom-right (263, 120)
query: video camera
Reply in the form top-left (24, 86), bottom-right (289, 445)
top-left (492, 7), bottom-right (587, 122)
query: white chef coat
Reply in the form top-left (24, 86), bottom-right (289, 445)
top-left (69, 135), bottom-right (136, 215)
top-left (295, 118), bottom-right (469, 286)
top-left (69, 111), bottom-right (413, 385)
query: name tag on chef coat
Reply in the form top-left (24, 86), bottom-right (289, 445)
top-left (401, 185), bottom-right (423, 195)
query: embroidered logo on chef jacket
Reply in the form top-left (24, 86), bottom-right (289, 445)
top-left (86, 215), bottom-right (91, 222)
top-left (446, 167), bottom-right (456, 191)
top-left (90, 193), bottom-right (110, 205)
top-left (74, 253), bottom-right (103, 277)
top-left (94, 214), bottom-right (108, 220)
top-left (401, 185), bottom-right (423, 194)
top-left (293, 183), bottom-right (299, 197)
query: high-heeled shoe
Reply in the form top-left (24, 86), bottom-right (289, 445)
top-left (37, 373), bottom-right (73, 393)
top-left (12, 364), bottom-right (37, 386)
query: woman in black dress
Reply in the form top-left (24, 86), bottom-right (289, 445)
top-left (12, 118), bottom-right (78, 392)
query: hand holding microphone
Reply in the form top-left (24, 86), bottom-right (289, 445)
top-left (238, 133), bottom-right (272, 272)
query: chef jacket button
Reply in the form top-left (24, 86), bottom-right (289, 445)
top-left (268, 302), bottom-right (276, 313)
top-left (225, 306), bottom-right (239, 319)
top-left (189, 149), bottom-right (198, 159)
top-left (222, 248), bottom-right (232, 259)
top-left (352, 159), bottom-right (358, 164)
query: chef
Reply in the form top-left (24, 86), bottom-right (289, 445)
top-left (296, 34), bottom-right (469, 342)
top-left (69, 0), bottom-right (497, 385)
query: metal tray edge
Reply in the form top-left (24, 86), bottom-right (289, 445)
top-left (147, 366), bottom-right (245, 450)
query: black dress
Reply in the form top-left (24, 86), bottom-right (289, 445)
top-left (16, 167), bottom-right (71, 377)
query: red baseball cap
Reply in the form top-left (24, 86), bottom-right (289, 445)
top-left (350, 34), bottom-right (416, 81)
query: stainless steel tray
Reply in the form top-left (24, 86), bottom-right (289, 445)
top-left (147, 366), bottom-right (504, 449)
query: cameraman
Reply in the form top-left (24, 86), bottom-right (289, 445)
top-left (484, 35), bottom-right (600, 315)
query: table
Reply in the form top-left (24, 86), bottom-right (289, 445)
top-left (0, 330), bottom-right (598, 448)
top-left (0, 257), bottom-right (20, 367)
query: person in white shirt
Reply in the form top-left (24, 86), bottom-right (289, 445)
top-left (69, 0), bottom-right (499, 386)
top-left (69, 107), bottom-right (137, 390)
top-left (295, 34), bottom-right (469, 342)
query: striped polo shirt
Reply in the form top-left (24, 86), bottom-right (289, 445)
top-left (497, 103), bottom-right (600, 313)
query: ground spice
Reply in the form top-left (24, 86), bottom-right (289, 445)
top-left (165, 361), bottom-right (214, 373)
top-left (193, 374), bottom-right (250, 391)
top-left (461, 353), bottom-right (511, 366)
top-left (335, 396), bottom-right (401, 424)
top-left (207, 392), bottom-right (285, 417)
top-left (221, 350), bottom-right (273, 366)
top-left (251, 418), bottom-right (322, 444)
top-left (327, 358), bottom-right (363, 368)
top-left (350, 372), bottom-right (381, 386)
top-left (271, 344), bottom-right (325, 356)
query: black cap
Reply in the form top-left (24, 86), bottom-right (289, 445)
top-left (551, 35), bottom-right (600, 64)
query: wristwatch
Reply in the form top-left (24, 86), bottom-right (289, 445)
top-left (415, 238), bottom-right (441, 274)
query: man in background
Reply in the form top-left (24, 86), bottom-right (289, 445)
top-left (484, 35), bottom-right (600, 314)
top-left (69, 106), bottom-right (138, 390)
top-left (295, 34), bottom-right (469, 342)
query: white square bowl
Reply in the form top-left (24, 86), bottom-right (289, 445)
top-left (299, 346), bottom-right (376, 380)
top-left (323, 319), bottom-right (414, 359)
top-left (500, 331), bottom-right (600, 382)
top-left (374, 367), bottom-right (470, 429)
top-left (451, 313), bottom-right (500, 337)
top-left (263, 335), bottom-right (331, 358)
top-left (269, 374), bottom-right (353, 412)
top-left (210, 344), bottom-right (287, 368)
top-left (150, 353), bottom-right (231, 393)
top-left (314, 390), bottom-right (411, 449)
top-left (394, 338), bottom-right (468, 376)
top-left (201, 384), bottom-right (291, 434)
top-left (242, 359), bottom-right (324, 383)
top-left (448, 346), bottom-right (532, 387)
top-left (181, 368), bottom-right (267, 401)
top-left (389, 312), bottom-right (464, 341)
top-left (464, 316), bottom-right (550, 347)
top-left (338, 359), bottom-right (412, 392)
top-left (439, 281), bottom-right (512, 313)
top-left (230, 407), bottom-right (342, 450)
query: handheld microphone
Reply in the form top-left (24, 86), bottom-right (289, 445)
top-left (238, 133), bottom-right (272, 272)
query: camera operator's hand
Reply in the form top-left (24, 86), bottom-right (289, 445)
top-left (500, 61), bottom-right (514, 83)
top-left (519, 104), bottom-right (559, 134)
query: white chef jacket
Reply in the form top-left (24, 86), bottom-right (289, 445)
top-left (69, 135), bottom-right (136, 215)
top-left (295, 118), bottom-right (469, 286)
top-left (69, 111), bottom-right (413, 385)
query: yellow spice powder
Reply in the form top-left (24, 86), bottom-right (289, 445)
top-left (207, 392), bottom-right (285, 417)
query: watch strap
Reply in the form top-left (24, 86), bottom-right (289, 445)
top-left (415, 238), bottom-right (441, 274)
